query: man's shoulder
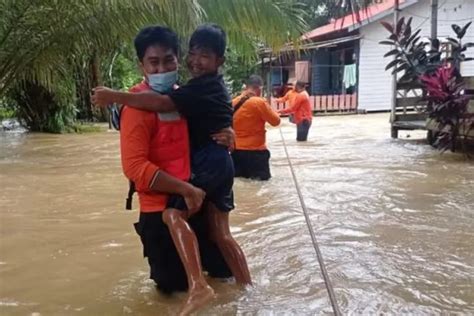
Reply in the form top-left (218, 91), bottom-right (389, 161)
top-left (231, 95), bottom-right (242, 105)
top-left (129, 81), bottom-right (149, 93)
top-left (248, 96), bottom-right (268, 106)
top-left (121, 82), bottom-right (156, 119)
top-left (121, 107), bottom-right (156, 126)
top-left (232, 94), bottom-right (263, 106)
top-left (296, 91), bottom-right (310, 100)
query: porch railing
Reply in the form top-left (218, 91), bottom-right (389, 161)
top-left (271, 93), bottom-right (358, 113)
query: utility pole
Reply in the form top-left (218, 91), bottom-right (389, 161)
top-left (390, 0), bottom-right (400, 135)
top-left (431, 0), bottom-right (439, 40)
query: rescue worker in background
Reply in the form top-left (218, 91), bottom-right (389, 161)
top-left (278, 81), bottom-right (313, 142)
top-left (232, 75), bottom-right (281, 180)
top-left (275, 81), bottom-right (298, 123)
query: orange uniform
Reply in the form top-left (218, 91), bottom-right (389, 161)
top-left (280, 91), bottom-right (313, 125)
top-left (120, 81), bottom-right (190, 212)
top-left (232, 92), bottom-right (281, 150)
top-left (276, 88), bottom-right (298, 107)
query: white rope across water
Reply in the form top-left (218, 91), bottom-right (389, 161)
top-left (278, 127), bottom-right (342, 316)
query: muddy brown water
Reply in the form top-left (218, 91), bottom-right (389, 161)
top-left (1, 113), bottom-right (473, 315)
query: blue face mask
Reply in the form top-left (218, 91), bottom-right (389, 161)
top-left (147, 70), bottom-right (178, 93)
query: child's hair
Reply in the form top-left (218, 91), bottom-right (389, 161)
top-left (134, 26), bottom-right (179, 61)
top-left (189, 23), bottom-right (227, 57)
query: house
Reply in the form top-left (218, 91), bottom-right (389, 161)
top-left (260, 0), bottom-right (474, 113)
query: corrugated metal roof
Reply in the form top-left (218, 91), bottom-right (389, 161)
top-left (259, 35), bottom-right (361, 57)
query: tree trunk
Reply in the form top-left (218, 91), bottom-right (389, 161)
top-left (90, 52), bottom-right (109, 122)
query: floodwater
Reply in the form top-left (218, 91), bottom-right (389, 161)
top-left (1, 113), bottom-right (473, 315)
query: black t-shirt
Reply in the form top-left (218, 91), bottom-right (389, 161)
top-left (169, 73), bottom-right (233, 150)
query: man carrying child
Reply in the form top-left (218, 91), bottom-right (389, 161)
top-left (93, 24), bottom-right (251, 315)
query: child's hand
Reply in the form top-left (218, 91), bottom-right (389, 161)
top-left (212, 127), bottom-right (235, 152)
top-left (91, 86), bottom-right (115, 107)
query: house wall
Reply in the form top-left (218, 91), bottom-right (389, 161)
top-left (358, 0), bottom-right (474, 111)
top-left (312, 50), bottom-right (331, 94)
top-left (268, 53), bottom-right (313, 92)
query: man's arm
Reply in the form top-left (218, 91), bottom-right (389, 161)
top-left (120, 107), bottom-right (160, 190)
top-left (258, 99), bottom-right (281, 127)
top-left (211, 127), bottom-right (236, 151)
top-left (120, 107), bottom-right (204, 211)
top-left (275, 91), bottom-right (290, 103)
top-left (279, 95), bottom-right (301, 115)
top-left (150, 172), bottom-right (205, 212)
top-left (93, 86), bottom-right (176, 113)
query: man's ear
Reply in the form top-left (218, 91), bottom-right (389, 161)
top-left (138, 61), bottom-right (146, 78)
top-left (217, 56), bottom-right (225, 67)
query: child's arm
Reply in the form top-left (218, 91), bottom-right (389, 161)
top-left (92, 86), bottom-right (176, 113)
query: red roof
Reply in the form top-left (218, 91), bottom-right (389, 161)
top-left (303, 0), bottom-right (415, 40)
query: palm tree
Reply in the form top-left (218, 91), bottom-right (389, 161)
top-left (0, 0), bottom-right (371, 132)
top-left (0, 0), bottom-right (201, 93)
top-left (0, 0), bottom-right (311, 131)
top-left (1, 0), bottom-right (203, 130)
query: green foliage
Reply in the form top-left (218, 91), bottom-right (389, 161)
top-left (300, 0), bottom-right (347, 28)
top-left (380, 17), bottom-right (441, 82)
top-left (421, 66), bottom-right (470, 152)
top-left (0, 0), bottom-right (201, 132)
top-left (0, 0), bottom-right (312, 132)
top-left (68, 123), bottom-right (105, 134)
top-left (224, 50), bottom-right (258, 96)
top-left (0, 99), bottom-right (16, 120)
top-left (299, 0), bottom-right (373, 29)
top-left (380, 18), bottom-right (474, 152)
top-left (0, 107), bottom-right (15, 120)
top-left (104, 45), bottom-right (143, 91)
top-left (199, 0), bottom-right (308, 55)
top-left (6, 80), bottom-right (77, 133)
top-left (0, 0), bottom-right (201, 95)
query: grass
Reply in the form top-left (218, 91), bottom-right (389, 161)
top-left (0, 107), bottom-right (16, 120)
top-left (67, 122), bottom-right (107, 133)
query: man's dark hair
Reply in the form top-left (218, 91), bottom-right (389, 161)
top-left (247, 75), bottom-right (264, 87)
top-left (295, 81), bottom-right (306, 89)
top-left (189, 23), bottom-right (226, 57)
top-left (134, 26), bottom-right (179, 61)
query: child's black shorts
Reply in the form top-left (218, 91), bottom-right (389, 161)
top-left (167, 142), bottom-right (235, 212)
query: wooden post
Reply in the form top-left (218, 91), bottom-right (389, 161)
top-left (355, 40), bottom-right (360, 111)
top-left (268, 52), bottom-right (273, 101)
top-left (390, 0), bottom-right (400, 138)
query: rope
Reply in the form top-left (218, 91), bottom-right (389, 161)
top-left (278, 127), bottom-right (342, 316)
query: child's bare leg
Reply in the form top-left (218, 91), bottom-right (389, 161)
top-left (162, 208), bottom-right (215, 315)
top-left (205, 203), bottom-right (252, 285)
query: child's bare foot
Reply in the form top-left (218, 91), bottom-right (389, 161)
top-left (178, 285), bottom-right (215, 316)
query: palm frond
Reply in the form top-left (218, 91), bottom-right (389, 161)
top-left (199, 0), bottom-right (308, 57)
top-left (0, 0), bottom-right (202, 93)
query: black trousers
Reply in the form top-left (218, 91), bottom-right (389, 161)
top-left (134, 211), bottom-right (232, 295)
top-left (232, 149), bottom-right (271, 181)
